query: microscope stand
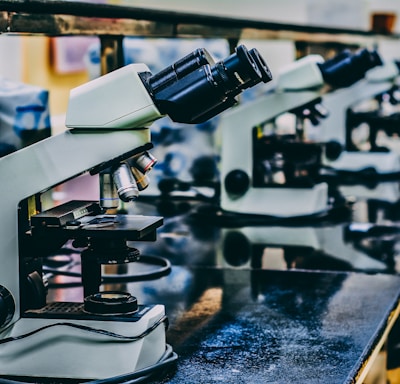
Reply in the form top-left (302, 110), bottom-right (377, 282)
top-left (221, 224), bottom-right (388, 271)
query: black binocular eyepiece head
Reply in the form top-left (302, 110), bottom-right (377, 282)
top-left (143, 45), bottom-right (272, 124)
top-left (318, 48), bottom-right (383, 89)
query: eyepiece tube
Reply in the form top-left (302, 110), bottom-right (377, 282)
top-left (148, 48), bottom-right (215, 93)
top-left (145, 44), bottom-right (272, 124)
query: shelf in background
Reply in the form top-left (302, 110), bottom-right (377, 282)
top-left (0, 0), bottom-right (397, 45)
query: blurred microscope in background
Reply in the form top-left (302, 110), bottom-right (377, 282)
top-left (218, 47), bottom-right (382, 218)
top-left (318, 57), bottom-right (400, 177)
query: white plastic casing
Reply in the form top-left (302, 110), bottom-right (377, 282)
top-left (0, 305), bottom-right (166, 380)
top-left (65, 63), bottom-right (163, 129)
top-left (366, 60), bottom-right (399, 82)
top-left (276, 54), bottom-right (325, 91)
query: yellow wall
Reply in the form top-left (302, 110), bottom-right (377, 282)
top-left (21, 36), bottom-right (89, 132)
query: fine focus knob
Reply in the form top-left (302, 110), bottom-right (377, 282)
top-left (224, 170), bottom-right (250, 197)
top-left (325, 140), bottom-right (343, 161)
top-left (84, 291), bottom-right (138, 315)
top-left (0, 286), bottom-right (15, 328)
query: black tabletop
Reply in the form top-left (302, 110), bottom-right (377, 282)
top-left (155, 269), bottom-right (400, 384)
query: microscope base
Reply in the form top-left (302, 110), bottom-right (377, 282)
top-left (324, 151), bottom-right (400, 174)
top-left (339, 182), bottom-right (400, 203)
top-left (221, 182), bottom-right (329, 218)
top-left (0, 303), bottom-right (167, 380)
top-left (221, 225), bottom-right (387, 271)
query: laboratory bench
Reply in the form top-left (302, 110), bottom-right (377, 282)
top-left (42, 187), bottom-right (400, 384)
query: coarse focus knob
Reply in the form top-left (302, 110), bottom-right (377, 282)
top-left (325, 140), bottom-right (343, 161)
top-left (224, 170), bottom-right (250, 197)
top-left (223, 231), bottom-right (251, 267)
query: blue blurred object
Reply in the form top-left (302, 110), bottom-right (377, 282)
top-left (0, 78), bottom-right (51, 157)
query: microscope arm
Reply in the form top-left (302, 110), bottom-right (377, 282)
top-left (220, 90), bottom-right (322, 183)
top-left (219, 89), bottom-right (327, 216)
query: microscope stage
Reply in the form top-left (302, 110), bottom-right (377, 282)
top-left (76, 214), bottom-right (163, 239)
top-left (31, 200), bottom-right (163, 241)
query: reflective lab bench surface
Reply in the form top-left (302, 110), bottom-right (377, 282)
top-left (46, 192), bottom-right (400, 384)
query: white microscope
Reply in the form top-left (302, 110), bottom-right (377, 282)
top-left (0, 45), bottom-right (271, 382)
top-left (219, 48), bottom-right (382, 217)
top-left (318, 58), bottom-right (400, 175)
